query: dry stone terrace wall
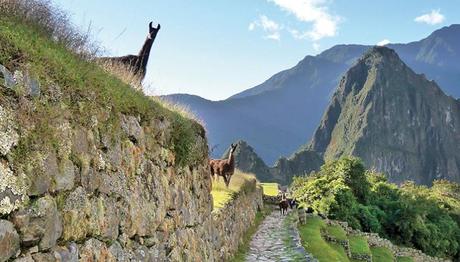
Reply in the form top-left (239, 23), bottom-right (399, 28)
top-left (0, 66), bottom-right (268, 261)
top-left (0, 66), bottom-right (226, 261)
top-left (211, 181), bottom-right (263, 261)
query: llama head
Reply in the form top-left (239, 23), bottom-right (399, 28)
top-left (230, 143), bottom-right (237, 154)
top-left (148, 22), bottom-right (161, 39)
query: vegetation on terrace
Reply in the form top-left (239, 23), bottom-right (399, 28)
top-left (0, 0), bottom-right (204, 167)
top-left (291, 157), bottom-right (460, 259)
top-left (298, 216), bottom-right (350, 261)
top-left (211, 170), bottom-right (258, 211)
top-left (260, 183), bottom-right (279, 196)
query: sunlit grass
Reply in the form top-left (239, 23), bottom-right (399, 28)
top-left (396, 256), bottom-right (414, 262)
top-left (211, 170), bottom-right (257, 211)
top-left (349, 235), bottom-right (371, 256)
top-left (324, 224), bottom-right (347, 241)
top-left (371, 247), bottom-right (394, 262)
top-left (260, 183), bottom-right (279, 196)
top-left (298, 216), bottom-right (350, 261)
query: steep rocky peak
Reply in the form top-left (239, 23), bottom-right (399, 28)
top-left (359, 46), bottom-right (404, 69)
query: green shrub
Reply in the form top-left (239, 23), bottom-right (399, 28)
top-left (291, 157), bottom-right (460, 259)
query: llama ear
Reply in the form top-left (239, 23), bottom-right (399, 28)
top-left (157, 24), bottom-right (161, 30)
top-left (149, 22), bottom-right (153, 29)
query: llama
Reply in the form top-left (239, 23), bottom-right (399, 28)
top-left (279, 199), bottom-right (289, 215)
top-left (279, 192), bottom-right (289, 215)
top-left (209, 143), bottom-right (238, 187)
top-left (99, 22), bottom-right (160, 82)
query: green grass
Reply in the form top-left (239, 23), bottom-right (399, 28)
top-left (0, 15), bottom-right (203, 167)
top-left (324, 224), bottom-right (348, 241)
top-left (230, 206), bottom-right (271, 262)
top-left (260, 183), bottom-right (279, 196)
top-left (298, 216), bottom-right (350, 262)
top-left (396, 257), bottom-right (414, 262)
top-left (211, 170), bottom-right (257, 211)
top-left (349, 235), bottom-right (371, 256)
top-left (371, 247), bottom-right (394, 262)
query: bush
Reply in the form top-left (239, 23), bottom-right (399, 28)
top-left (291, 157), bottom-right (460, 259)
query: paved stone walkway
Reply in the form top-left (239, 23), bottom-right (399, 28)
top-left (245, 208), bottom-right (317, 262)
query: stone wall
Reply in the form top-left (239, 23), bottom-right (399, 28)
top-left (0, 65), bottom-right (267, 261)
top-left (262, 195), bottom-right (281, 205)
top-left (0, 65), bottom-right (247, 261)
top-left (211, 181), bottom-right (263, 261)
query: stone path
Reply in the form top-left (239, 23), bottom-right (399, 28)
top-left (245, 208), bottom-right (317, 262)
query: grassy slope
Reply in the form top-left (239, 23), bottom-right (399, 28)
top-left (211, 170), bottom-right (257, 211)
top-left (396, 257), bottom-right (414, 262)
top-left (324, 224), bottom-right (347, 241)
top-left (260, 183), bottom-right (279, 196)
top-left (371, 247), bottom-right (394, 262)
top-left (0, 17), bottom-right (203, 167)
top-left (349, 235), bottom-right (371, 256)
top-left (298, 216), bottom-right (412, 262)
top-left (298, 216), bottom-right (350, 261)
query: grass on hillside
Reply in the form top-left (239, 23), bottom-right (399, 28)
top-left (230, 206), bottom-right (271, 262)
top-left (211, 170), bottom-right (257, 211)
top-left (324, 224), bottom-right (348, 241)
top-left (0, 6), bottom-right (204, 167)
top-left (396, 256), bottom-right (414, 262)
top-left (298, 216), bottom-right (350, 261)
top-left (371, 247), bottom-right (394, 262)
top-left (349, 235), bottom-right (371, 256)
top-left (260, 183), bottom-right (279, 196)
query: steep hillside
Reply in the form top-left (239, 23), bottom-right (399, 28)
top-left (166, 24), bottom-right (460, 165)
top-left (309, 46), bottom-right (460, 184)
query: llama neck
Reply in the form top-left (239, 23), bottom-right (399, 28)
top-left (228, 152), bottom-right (234, 165)
top-left (137, 34), bottom-right (156, 73)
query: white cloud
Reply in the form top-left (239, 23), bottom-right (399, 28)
top-left (266, 32), bottom-right (281, 41)
top-left (377, 39), bottom-right (390, 46)
top-left (248, 15), bottom-right (282, 41)
top-left (414, 9), bottom-right (445, 25)
top-left (312, 42), bottom-right (321, 51)
top-left (268, 0), bottom-right (341, 41)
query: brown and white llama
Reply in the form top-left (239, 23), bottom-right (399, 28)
top-left (209, 143), bottom-right (238, 187)
top-left (99, 22), bottom-right (160, 82)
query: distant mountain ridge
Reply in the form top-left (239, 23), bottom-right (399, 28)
top-left (164, 24), bottom-right (460, 166)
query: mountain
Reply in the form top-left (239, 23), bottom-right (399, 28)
top-left (309, 46), bottom-right (460, 184)
top-left (221, 140), bottom-right (323, 184)
top-left (164, 25), bottom-right (460, 165)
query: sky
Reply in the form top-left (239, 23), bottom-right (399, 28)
top-left (52, 0), bottom-right (460, 101)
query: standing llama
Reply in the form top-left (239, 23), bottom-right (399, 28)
top-left (99, 21), bottom-right (160, 82)
top-left (209, 143), bottom-right (238, 187)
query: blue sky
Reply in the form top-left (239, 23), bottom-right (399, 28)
top-left (53, 0), bottom-right (460, 101)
